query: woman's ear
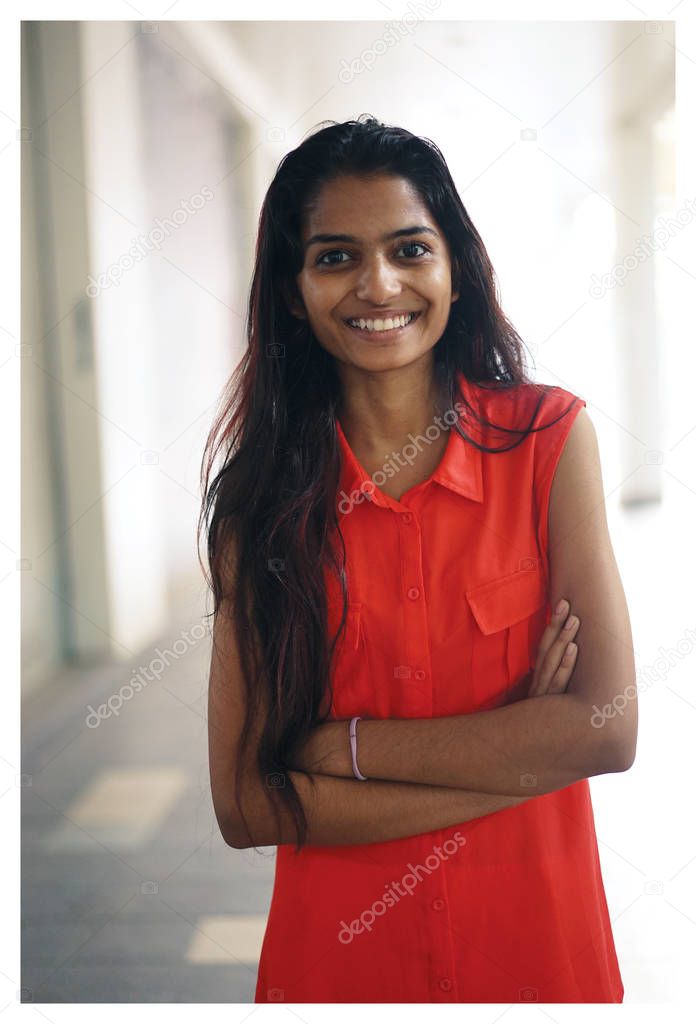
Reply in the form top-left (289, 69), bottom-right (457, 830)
top-left (282, 280), bottom-right (306, 320)
top-left (450, 262), bottom-right (461, 304)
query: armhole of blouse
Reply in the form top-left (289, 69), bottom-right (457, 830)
top-left (535, 392), bottom-right (588, 563)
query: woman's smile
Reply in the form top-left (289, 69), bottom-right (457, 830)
top-left (342, 310), bottom-right (423, 343)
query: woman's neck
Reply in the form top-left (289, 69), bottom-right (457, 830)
top-left (337, 366), bottom-right (449, 458)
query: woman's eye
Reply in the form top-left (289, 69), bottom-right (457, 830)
top-left (316, 241), bottom-right (430, 266)
top-left (397, 241), bottom-right (429, 258)
top-left (316, 250), bottom-right (351, 266)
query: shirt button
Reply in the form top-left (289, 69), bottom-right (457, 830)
top-left (407, 587), bottom-right (420, 600)
top-left (415, 669), bottom-right (426, 681)
top-left (401, 512), bottom-right (413, 524)
top-left (439, 978), bottom-right (452, 992)
top-left (431, 897), bottom-right (445, 911)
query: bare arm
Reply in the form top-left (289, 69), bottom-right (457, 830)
top-left (289, 694), bottom-right (609, 799)
top-left (288, 410), bottom-right (638, 798)
top-left (209, 615), bottom-right (537, 848)
top-left (227, 767), bottom-right (537, 850)
top-left (207, 532), bottom-right (540, 850)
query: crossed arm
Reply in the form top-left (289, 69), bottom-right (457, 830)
top-left (289, 410), bottom-right (638, 798)
top-left (290, 690), bottom-right (632, 798)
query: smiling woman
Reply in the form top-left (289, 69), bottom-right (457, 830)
top-left (200, 115), bottom-right (634, 1004)
top-left (286, 176), bottom-right (459, 373)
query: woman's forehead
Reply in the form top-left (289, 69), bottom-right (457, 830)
top-left (302, 175), bottom-right (434, 237)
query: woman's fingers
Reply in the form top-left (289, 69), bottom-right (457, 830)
top-left (544, 637), bottom-right (578, 694)
top-left (532, 599), bottom-right (569, 669)
top-left (528, 602), bottom-right (580, 697)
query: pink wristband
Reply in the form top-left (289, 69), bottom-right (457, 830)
top-left (349, 716), bottom-right (368, 781)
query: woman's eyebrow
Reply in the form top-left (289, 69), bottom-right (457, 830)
top-left (304, 224), bottom-right (439, 251)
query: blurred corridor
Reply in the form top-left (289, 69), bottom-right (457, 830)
top-left (22, 596), bottom-right (274, 1001)
top-left (20, 18), bottom-right (693, 1004)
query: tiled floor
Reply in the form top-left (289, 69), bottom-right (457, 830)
top-left (22, 602), bottom-right (277, 1002)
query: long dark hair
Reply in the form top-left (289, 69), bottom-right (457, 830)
top-left (198, 115), bottom-right (579, 853)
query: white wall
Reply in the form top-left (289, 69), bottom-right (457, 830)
top-left (22, 22), bottom-right (112, 692)
top-left (23, 21), bottom-right (264, 688)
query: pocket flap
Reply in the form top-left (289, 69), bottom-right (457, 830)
top-left (465, 566), bottom-right (546, 635)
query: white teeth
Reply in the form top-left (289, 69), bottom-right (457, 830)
top-left (347, 312), bottom-right (417, 332)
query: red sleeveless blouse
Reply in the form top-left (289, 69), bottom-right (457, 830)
top-left (254, 372), bottom-right (623, 1003)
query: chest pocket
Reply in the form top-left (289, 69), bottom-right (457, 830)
top-left (327, 602), bottom-right (370, 720)
top-left (465, 565), bottom-right (548, 709)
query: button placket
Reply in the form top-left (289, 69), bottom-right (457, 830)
top-left (413, 836), bottom-right (458, 1001)
top-left (397, 509), bottom-right (432, 716)
top-left (396, 507), bottom-right (456, 999)
top-left (420, 831), bottom-right (460, 1003)
top-left (425, 898), bottom-right (456, 1002)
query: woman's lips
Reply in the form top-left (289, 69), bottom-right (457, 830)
top-left (343, 311), bottom-right (422, 341)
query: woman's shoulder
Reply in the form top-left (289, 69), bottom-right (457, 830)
top-left (468, 378), bottom-right (585, 432)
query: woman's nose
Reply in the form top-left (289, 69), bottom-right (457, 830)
top-left (353, 256), bottom-right (402, 303)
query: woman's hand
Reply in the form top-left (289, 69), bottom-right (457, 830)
top-left (526, 598), bottom-right (580, 698)
top-left (290, 601), bottom-right (580, 772)
top-left (287, 720), bottom-right (350, 776)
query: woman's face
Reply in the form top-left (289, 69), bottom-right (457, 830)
top-left (290, 174), bottom-right (459, 376)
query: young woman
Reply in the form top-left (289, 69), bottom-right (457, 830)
top-left (201, 116), bottom-right (637, 1004)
